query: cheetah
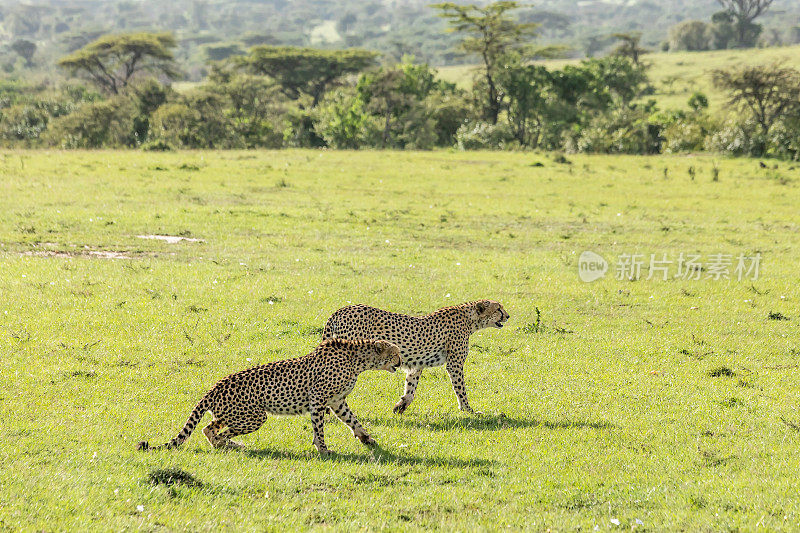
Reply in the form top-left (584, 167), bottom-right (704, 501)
top-left (322, 300), bottom-right (509, 414)
top-left (137, 338), bottom-right (401, 455)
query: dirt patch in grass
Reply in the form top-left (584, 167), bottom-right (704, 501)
top-left (137, 235), bottom-right (205, 244)
top-left (21, 250), bottom-right (132, 259)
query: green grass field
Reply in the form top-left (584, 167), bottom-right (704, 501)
top-left (2, 149), bottom-right (799, 530)
top-left (438, 44), bottom-right (800, 113)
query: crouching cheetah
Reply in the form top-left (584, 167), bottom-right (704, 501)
top-left (323, 300), bottom-right (509, 414)
top-left (137, 339), bottom-right (401, 455)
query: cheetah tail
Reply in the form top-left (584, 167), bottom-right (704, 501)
top-left (136, 393), bottom-right (213, 451)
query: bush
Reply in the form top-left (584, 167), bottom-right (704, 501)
top-left (663, 119), bottom-right (707, 153)
top-left (149, 92), bottom-right (231, 148)
top-left (0, 96), bottom-right (77, 144)
top-left (456, 121), bottom-right (517, 150)
top-left (668, 21), bottom-right (711, 51)
top-left (705, 117), bottom-right (766, 157)
top-left (574, 106), bottom-right (662, 154)
top-left (767, 118), bottom-right (800, 160)
top-left (0, 103), bottom-right (53, 142)
top-left (313, 88), bottom-right (379, 149)
top-left (141, 138), bottom-right (173, 151)
top-left (45, 97), bottom-right (138, 148)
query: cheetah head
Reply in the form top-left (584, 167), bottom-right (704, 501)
top-left (472, 300), bottom-right (509, 330)
top-left (371, 340), bottom-right (402, 373)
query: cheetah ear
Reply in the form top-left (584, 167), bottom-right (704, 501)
top-left (475, 302), bottom-right (487, 315)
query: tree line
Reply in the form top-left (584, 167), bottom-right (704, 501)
top-left (1, 1), bottom-right (799, 159)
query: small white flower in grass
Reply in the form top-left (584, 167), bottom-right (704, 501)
top-left (308, 290), bottom-right (313, 294)
top-left (21, 275), bottom-right (26, 278)
top-left (296, 258), bottom-right (300, 261)
top-left (781, 295), bottom-right (786, 300)
top-left (213, 280), bottom-right (218, 284)
top-left (385, 240), bottom-right (390, 244)
top-left (617, 213), bottom-right (622, 217)
top-left (610, 518), bottom-right (620, 525)
top-left (91, 452), bottom-right (97, 461)
top-left (239, 262), bottom-right (245, 266)
top-left (136, 505), bottom-right (144, 513)
top-left (268, 300), bottom-right (274, 305)
top-left (50, 281), bottom-right (55, 286)
top-left (456, 262), bottom-right (461, 266)
top-left (635, 519), bottom-right (644, 525)
top-left (445, 293), bottom-right (451, 298)
top-left (114, 489), bottom-right (119, 495)
top-left (593, 526), bottom-right (599, 531)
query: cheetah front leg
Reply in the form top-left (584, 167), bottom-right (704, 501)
top-left (393, 368), bottom-right (423, 414)
top-left (330, 400), bottom-right (376, 446)
top-left (309, 404), bottom-right (330, 456)
top-left (446, 342), bottom-right (480, 414)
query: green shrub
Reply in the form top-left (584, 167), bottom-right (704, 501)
top-left (44, 97), bottom-right (137, 148)
top-left (767, 118), bottom-right (800, 160)
top-left (313, 88), bottom-right (378, 149)
top-left (662, 117), bottom-right (709, 153)
top-left (574, 106), bottom-right (662, 154)
top-left (149, 93), bottom-right (231, 148)
top-left (0, 103), bottom-right (52, 142)
top-left (456, 121), bottom-right (517, 150)
top-left (705, 117), bottom-right (766, 157)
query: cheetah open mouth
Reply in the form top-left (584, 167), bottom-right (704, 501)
top-left (495, 320), bottom-right (505, 328)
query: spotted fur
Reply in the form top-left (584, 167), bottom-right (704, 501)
top-left (137, 339), bottom-right (401, 455)
top-left (322, 300), bottom-right (509, 414)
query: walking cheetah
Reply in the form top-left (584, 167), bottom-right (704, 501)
top-left (137, 338), bottom-right (401, 455)
top-left (322, 300), bottom-right (509, 414)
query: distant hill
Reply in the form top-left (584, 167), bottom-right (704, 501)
top-left (1, 0), bottom-right (799, 80)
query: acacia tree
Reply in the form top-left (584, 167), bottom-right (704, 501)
top-left (236, 46), bottom-right (377, 107)
top-left (58, 32), bottom-right (179, 94)
top-left (716, 0), bottom-right (773, 47)
top-left (432, 1), bottom-right (538, 124)
top-left (11, 39), bottom-right (36, 67)
top-left (611, 32), bottom-right (647, 66)
top-left (712, 63), bottom-right (800, 136)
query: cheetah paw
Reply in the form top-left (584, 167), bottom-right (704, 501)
top-left (358, 434), bottom-right (377, 446)
top-left (393, 400), bottom-right (408, 414)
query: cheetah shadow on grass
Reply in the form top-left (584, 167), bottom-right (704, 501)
top-left (241, 446), bottom-right (495, 468)
top-left (362, 413), bottom-right (614, 432)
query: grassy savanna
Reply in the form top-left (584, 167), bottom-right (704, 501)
top-left (438, 44), bottom-right (800, 112)
top-left (1, 149), bottom-right (800, 530)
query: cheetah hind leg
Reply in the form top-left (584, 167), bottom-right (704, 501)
top-left (202, 420), bottom-right (245, 450)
